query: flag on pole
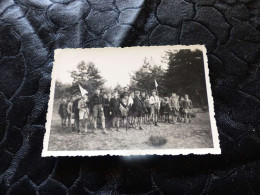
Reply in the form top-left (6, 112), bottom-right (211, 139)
top-left (79, 84), bottom-right (88, 96)
top-left (155, 79), bottom-right (158, 88)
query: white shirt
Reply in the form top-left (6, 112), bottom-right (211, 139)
top-left (149, 95), bottom-right (160, 108)
top-left (128, 96), bottom-right (134, 106)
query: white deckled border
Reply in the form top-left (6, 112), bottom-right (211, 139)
top-left (42, 45), bottom-right (221, 157)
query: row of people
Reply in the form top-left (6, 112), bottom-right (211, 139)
top-left (58, 88), bottom-right (193, 134)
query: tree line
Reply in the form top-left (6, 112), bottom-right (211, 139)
top-left (54, 49), bottom-right (208, 107)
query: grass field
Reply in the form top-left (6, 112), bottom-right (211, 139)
top-left (47, 103), bottom-right (213, 151)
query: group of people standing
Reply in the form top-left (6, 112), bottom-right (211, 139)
top-left (58, 87), bottom-right (193, 135)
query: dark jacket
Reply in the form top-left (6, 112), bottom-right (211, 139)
top-left (90, 94), bottom-right (104, 105)
top-left (58, 102), bottom-right (68, 118)
top-left (183, 99), bottom-right (193, 109)
top-left (164, 102), bottom-right (171, 113)
top-left (179, 100), bottom-right (184, 109)
top-left (90, 94), bottom-right (104, 113)
top-left (118, 98), bottom-right (127, 109)
top-left (141, 96), bottom-right (146, 103)
top-left (132, 96), bottom-right (145, 113)
top-left (110, 98), bottom-right (121, 117)
top-left (72, 98), bottom-right (80, 119)
top-left (103, 98), bottom-right (110, 117)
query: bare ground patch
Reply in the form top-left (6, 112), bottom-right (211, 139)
top-left (47, 105), bottom-right (213, 151)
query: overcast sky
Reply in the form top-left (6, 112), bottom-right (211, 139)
top-left (53, 46), bottom-right (200, 88)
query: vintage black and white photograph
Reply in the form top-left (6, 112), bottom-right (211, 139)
top-left (42, 45), bottom-right (220, 156)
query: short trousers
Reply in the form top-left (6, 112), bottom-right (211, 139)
top-left (79, 108), bottom-right (88, 120)
top-left (150, 105), bottom-right (159, 116)
top-left (133, 111), bottom-right (142, 117)
top-left (120, 106), bottom-right (127, 117)
top-left (145, 107), bottom-right (151, 115)
top-left (93, 104), bottom-right (105, 118)
top-left (184, 108), bottom-right (192, 114)
top-left (171, 107), bottom-right (179, 116)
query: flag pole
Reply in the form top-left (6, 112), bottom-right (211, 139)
top-left (79, 84), bottom-right (88, 96)
top-left (126, 111), bottom-right (128, 132)
top-left (155, 79), bottom-right (159, 96)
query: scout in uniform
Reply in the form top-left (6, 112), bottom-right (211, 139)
top-left (67, 97), bottom-right (73, 127)
top-left (78, 94), bottom-right (89, 134)
top-left (179, 97), bottom-right (185, 122)
top-left (140, 92), bottom-right (146, 123)
top-left (119, 93), bottom-right (129, 127)
top-left (169, 93), bottom-right (180, 124)
top-left (103, 93), bottom-right (112, 130)
top-left (159, 97), bottom-right (166, 122)
top-left (149, 89), bottom-right (160, 126)
top-left (132, 90), bottom-right (145, 130)
top-left (183, 94), bottom-right (193, 123)
top-left (110, 92), bottom-right (122, 131)
top-left (163, 97), bottom-right (171, 123)
top-left (127, 91), bottom-right (135, 127)
top-left (58, 99), bottom-right (68, 128)
top-left (72, 93), bottom-right (81, 132)
top-left (143, 94), bottom-right (151, 124)
top-left (90, 89), bottom-right (107, 134)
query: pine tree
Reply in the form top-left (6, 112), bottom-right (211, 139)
top-left (162, 49), bottom-right (207, 106)
top-left (130, 57), bottom-right (165, 94)
top-left (70, 61), bottom-right (105, 95)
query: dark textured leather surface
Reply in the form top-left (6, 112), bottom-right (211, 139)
top-left (0, 0), bottom-right (260, 194)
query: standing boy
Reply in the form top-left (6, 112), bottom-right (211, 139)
top-left (78, 94), bottom-right (89, 134)
top-left (183, 94), bottom-right (193, 123)
top-left (132, 90), bottom-right (145, 130)
top-left (159, 97), bottom-right (166, 122)
top-left (140, 92), bottom-right (147, 123)
top-left (58, 99), bottom-right (68, 127)
top-left (149, 89), bottom-right (160, 126)
top-left (67, 98), bottom-right (73, 127)
top-left (179, 97), bottom-right (185, 122)
top-left (169, 93), bottom-right (180, 124)
top-left (127, 91), bottom-right (134, 127)
top-left (72, 93), bottom-right (81, 132)
top-left (164, 97), bottom-right (171, 123)
top-left (110, 92), bottom-right (121, 131)
top-left (103, 93), bottom-right (111, 130)
top-left (90, 89), bottom-right (107, 134)
top-left (144, 94), bottom-right (151, 124)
